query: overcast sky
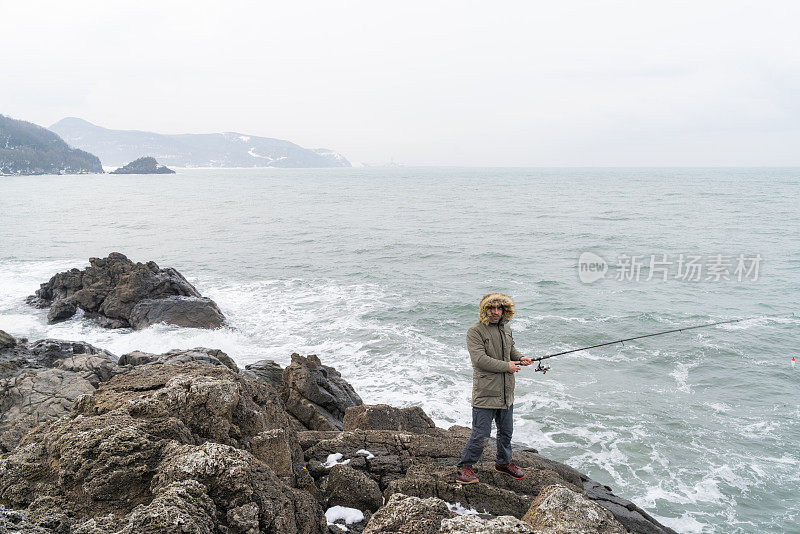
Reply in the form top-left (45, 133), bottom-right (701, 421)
top-left (2, 1), bottom-right (799, 166)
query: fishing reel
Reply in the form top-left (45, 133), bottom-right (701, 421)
top-left (534, 362), bottom-right (550, 374)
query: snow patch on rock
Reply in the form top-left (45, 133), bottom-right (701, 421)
top-left (325, 505), bottom-right (364, 526)
top-left (322, 452), bottom-right (351, 468)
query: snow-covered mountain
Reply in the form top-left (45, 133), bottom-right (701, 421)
top-left (49, 118), bottom-right (350, 168)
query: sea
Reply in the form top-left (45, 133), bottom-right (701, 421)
top-left (1, 167), bottom-right (798, 533)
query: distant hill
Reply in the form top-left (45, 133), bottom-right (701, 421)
top-left (111, 156), bottom-right (175, 174)
top-left (0, 115), bottom-right (103, 176)
top-left (49, 118), bottom-right (351, 168)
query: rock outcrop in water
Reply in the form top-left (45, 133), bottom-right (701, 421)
top-left (26, 252), bottom-right (225, 330)
top-left (0, 329), bottom-right (677, 534)
top-left (110, 156), bottom-right (176, 174)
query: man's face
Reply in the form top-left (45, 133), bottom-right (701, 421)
top-left (489, 305), bottom-right (504, 323)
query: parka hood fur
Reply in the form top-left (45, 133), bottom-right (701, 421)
top-left (478, 293), bottom-right (515, 325)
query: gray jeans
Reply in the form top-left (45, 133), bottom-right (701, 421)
top-left (458, 404), bottom-right (513, 467)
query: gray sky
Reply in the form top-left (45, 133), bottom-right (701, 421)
top-left (3, 0), bottom-right (799, 166)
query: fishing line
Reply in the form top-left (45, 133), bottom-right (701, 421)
top-left (528, 314), bottom-right (795, 373)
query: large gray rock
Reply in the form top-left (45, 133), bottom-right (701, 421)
top-left (244, 359), bottom-right (284, 389)
top-left (0, 505), bottom-right (51, 533)
top-left (300, 421), bottom-right (674, 534)
top-left (26, 252), bottom-right (224, 330)
top-left (147, 442), bottom-right (323, 534)
top-left (246, 427), bottom-right (313, 489)
top-left (386, 462), bottom-right (576, 520)
top-left (327, 464), bottom-right (383, 513)
top-left (0, 334), bottom-right (120, 453)
top-left (582, 479), bottom-right (672, 534)
top-left (0, 362), bottom-right (324, 533)
top-left (282, 353), bottom-right (362, 431)
top-left (118, 347), bottom-right (238, 372)
top-left (0, 335), bottom-right (116, 370)
top-left (72, 479), bottom-right (218, 533)
top-left (128, 296), bottom-right (225, 329)
top-left (0, 330), bottom-right (16, 349)
top-left (362, 493), bottom-right (454, 534)
top-left (46, 298), bottom-right (76, 324)
top-left (74, 363), bottom-right (295, 452)
top-left (521, 484), bottom-right (627, 534)
top-left (77, 361), bottom-right (316, 493)
top-left (440, 514), bottom-right (537, 533)
top-left (301, 427), bottom-right (582, 504)
top-left (344, 404), bottom-right (437, 435)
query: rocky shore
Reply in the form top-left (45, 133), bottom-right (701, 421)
top-left (0, 329), bottom-right (677, 534)
top-left (1, 254), bottom-right (678, 533)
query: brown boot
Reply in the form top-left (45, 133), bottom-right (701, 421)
top-left (456, 464), bottom-right (478, 484)
top-left (495, 461), bottom-right (525, 479)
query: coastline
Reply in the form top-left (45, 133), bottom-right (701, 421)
top-left (0, 329), bottom-right (676, 533)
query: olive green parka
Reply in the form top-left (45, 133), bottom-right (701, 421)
top-left (467, 293), bottom-right (525, 409)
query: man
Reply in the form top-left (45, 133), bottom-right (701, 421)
top-left (456, 293), bottom-right (532, 485)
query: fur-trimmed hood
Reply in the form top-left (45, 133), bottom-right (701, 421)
top-left (478, 293), bottom-right (515, 325)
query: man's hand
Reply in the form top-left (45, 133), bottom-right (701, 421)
top-left (508, 361), bottom-right (521, 373)
top-left (519, 357), bottom-right (533, 366)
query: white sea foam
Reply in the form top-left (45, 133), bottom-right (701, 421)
top-left (703, 402), bottom-right (731, 413)
top-left (670, 361), bottom-right (697, 393)
top-left (738, 420), bottom-right (779, 440)
top-left (556, 346), bottom-right (647, 363)
top-left (653, 512), bottom-right (707, 534)
top-left (762, 454), bottom-right (798, 465)
top-left (638, 457), bottom-right (754, 513)
top-left (718, 316), bottom-right (775, 330)
top-left (641, 477), bottom-right (723, 508)
top-left (711, 464), bottom-right (750, 492)
top-left (192, 276), bottom-right (474, 425)
top-left (526, 314), bottom-right (622, 325)
top-left (0, 258), bottom-right (83, 312)
top-left (571, 440), bottom-right (631, 489)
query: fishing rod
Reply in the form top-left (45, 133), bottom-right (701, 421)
top-left (529, 317), bottom-right (753, 374)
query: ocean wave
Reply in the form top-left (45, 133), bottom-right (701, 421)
top-left (670, 361), bottom-right (698, 393)
top-left (652, 512), bottom-right (707, 534)
top-left (703, 402), bottom-right (731, 414)
top-left (525, 314), bottom-right (623, 324)
top-left (738, 420), bottom-right (780, 440)
top-left (0, 258), bottom-right (86, 311)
